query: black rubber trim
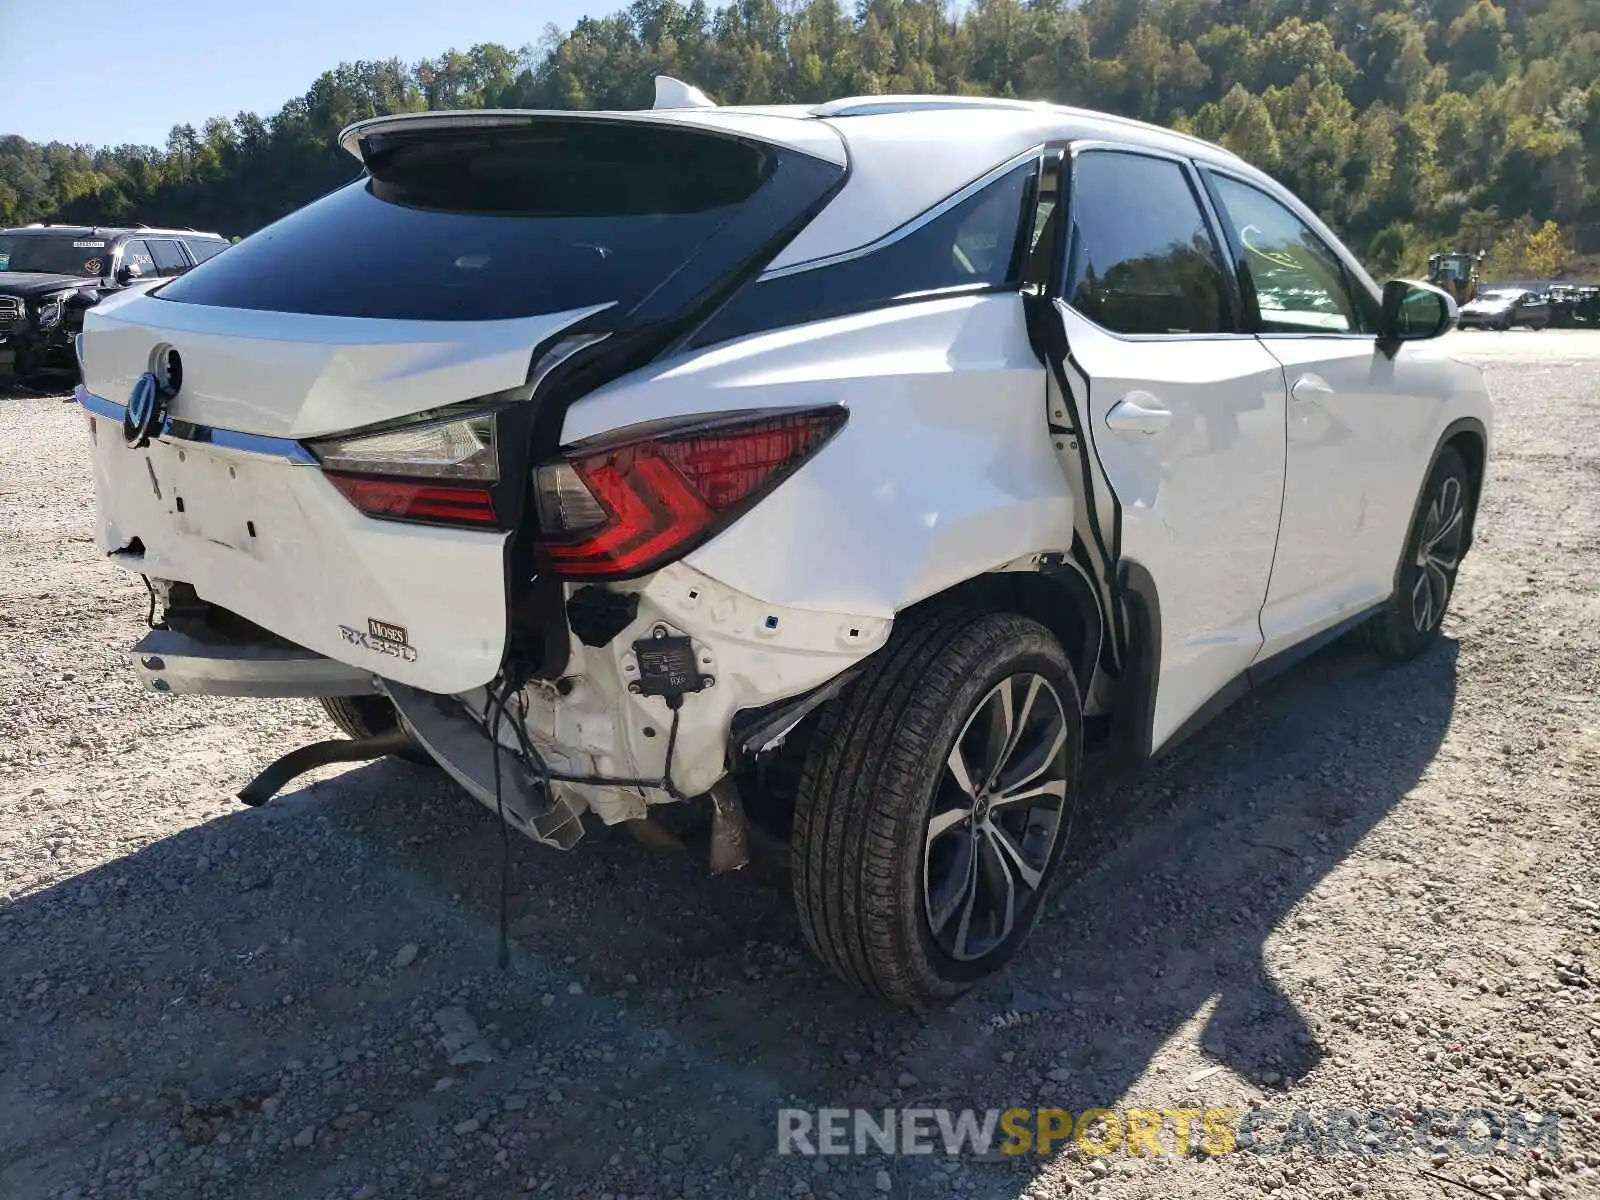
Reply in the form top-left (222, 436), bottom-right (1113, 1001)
top-left (1038, 552), bottom-right (1104, 694)
top-left (1110, 560), bottom-right (1160, 763)
top-left (1022, 143), bottom-right (1129, 669)
top-left (730, 668), bottom-right (864, 761)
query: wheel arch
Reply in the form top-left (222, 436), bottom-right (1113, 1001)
top-left (896, 555), bottom-right (1104, 702)
top-left (1391, 416), bottom-right (1487, 598)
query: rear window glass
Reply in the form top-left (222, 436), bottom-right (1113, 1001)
top-left (692, 161), bottom-right (1034, 345)
top-left (183, 237), bottom-right (229, 263)
top-left (148, 239), bottom-right (189, 274)
top-left (158, 123), bottom-right (774, 322)
top-left (0, 234), bottom-right (106, 277)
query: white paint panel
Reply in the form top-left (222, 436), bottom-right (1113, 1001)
top-left (1055, 305), bottom-right (1288, 749)
top-left (771, 111), bottom-right (1058, 270)
top-left (83, 294), bottom-right (609, 438)
top-left (1254, 336), bottom-right (1491, 658)
top-left (561, 295), bottom-right (1072, 618)
top-left (87, 422), bottom-right (509, 695)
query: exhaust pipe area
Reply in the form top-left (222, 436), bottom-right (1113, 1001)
top-left (237, 728), bottom-right (414, 806)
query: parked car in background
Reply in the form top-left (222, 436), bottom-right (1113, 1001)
top-left (1546, 284), bottom-right (1600, 327)
top-left (1574, 286), bottom-right (1600, 326)
top-left (0, 224), bottom-right (228, 384)
top-left (76, 87), bottom-right (1488, 1006)
top-left (1456, 286), bottom-right (1551, 330)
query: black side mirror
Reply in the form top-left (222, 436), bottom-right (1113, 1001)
top-left (1380, 279), bottom-right (1455, 349)
top-left (115, 262), bottom-right (142, 286)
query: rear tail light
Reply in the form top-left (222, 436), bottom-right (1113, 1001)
top-left (533, 406), bottom-right (846, 579)
top-left (307, 406), bottom-right (501, 528)
top-left (309, 407), bottom-right (498, 479)
top-left (326, 476), bottom-right (497, 525)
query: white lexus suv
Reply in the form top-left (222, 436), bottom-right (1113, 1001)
top-left (78, 82), bottom-right (1489, 1007)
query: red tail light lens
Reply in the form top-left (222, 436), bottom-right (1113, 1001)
top-left (310, 406), bottom-right (503, 529)
top-left (327, 474), bottom-right (497, 525)
top-left (534, 406), bottom-right (847, 579)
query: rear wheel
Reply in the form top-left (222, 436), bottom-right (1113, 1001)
top-left (1365, 445), bottom-right (1472, 661)
top-left (791, 608), bottom-right (1081, 1007)
top-left (319, 695), bottom-right (431, 765)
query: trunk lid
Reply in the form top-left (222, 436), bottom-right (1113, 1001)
top-left (81, 111), bottom-right (846, 695)
top-left (82, 297), bottom-right (608, 438)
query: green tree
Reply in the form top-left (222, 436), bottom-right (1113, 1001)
top-left (1523, 219), bottom-right (1565, 277)
top-left (2, 0), bottom-right (1597, 275)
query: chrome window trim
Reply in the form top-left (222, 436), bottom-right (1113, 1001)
top-left (75, 385), bottom-right (319, 464)
top-left (759, 144), bottom-right (1045, 281)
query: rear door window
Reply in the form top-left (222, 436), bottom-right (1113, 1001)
top-left (147, 239), bottom-right (190, 276)
top-left (1063, 150), bottom-right (1233, 335)
top-left (120, 239), bottom-right (157, 279)
top-left (183, 237), bottom-right (229, 263)
top-left (157, 120), bottom-right (833, 323)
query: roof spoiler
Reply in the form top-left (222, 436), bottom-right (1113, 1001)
top-left (653, 76), bottom-right (716, 110)
top-left (337, 82), bottom-right (725, 166)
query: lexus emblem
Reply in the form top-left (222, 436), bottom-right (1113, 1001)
top-left (123, 372), bottom-right (164, 448)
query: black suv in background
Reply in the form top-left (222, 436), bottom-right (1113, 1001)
top-left (0, 225), bottom-right (229, 384)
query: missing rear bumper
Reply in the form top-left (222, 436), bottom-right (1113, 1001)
top-left (383, 681), bottom-right (587, 850)
top-left (130, 628), bottom-right (378, 697)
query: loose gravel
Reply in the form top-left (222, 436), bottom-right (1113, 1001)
top-left (1, 331), bottom-right (1597, 1200)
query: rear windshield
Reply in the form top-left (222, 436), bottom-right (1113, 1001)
top-left (0, 234), bottom-right (108, 277)
top-left (157, 122), bottom-right (775, 322)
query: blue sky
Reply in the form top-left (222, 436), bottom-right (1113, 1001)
top-left (0, 0), bottom-right (604, 147)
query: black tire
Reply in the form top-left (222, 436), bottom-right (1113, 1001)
top-left (1365, 444), bottom-right (1473, 661)
top-left (319, 695), bottom-right (432, 765)
top-left (791, 607), bottom-right (1082, 1008)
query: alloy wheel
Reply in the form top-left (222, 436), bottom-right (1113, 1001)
top-left (1411, 474), bottom-right (1466, 633)
top-left (922, 673), bottom-right (1072, 962)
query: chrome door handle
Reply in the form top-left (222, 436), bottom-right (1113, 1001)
top-left (1104, 395), bottom-right (1171, 436)
top-left (1290, 375), bottom-right (1335, 403)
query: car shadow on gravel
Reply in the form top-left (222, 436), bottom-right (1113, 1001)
top-left (0, 635), bottom-right (1458, 1199)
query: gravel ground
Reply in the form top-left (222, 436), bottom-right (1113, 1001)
top-left (1, 331), bottom-right (1598, 1200)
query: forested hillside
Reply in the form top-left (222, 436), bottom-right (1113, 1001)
top-left (3, 0), bottom-right (1598, 277)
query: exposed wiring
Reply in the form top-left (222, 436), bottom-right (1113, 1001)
top-left (482, 679), bottom-right (517, 971)
top-left (474, 672), bottom-right (687, 973)
top-left (140, 575), bottom-right (161, 629)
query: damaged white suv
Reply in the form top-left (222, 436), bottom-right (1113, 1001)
top-left (78, 83), bottom-right (1490, 1006)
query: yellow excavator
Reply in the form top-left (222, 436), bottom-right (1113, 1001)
top-left (1427, 251), bottom-right (1483, 306)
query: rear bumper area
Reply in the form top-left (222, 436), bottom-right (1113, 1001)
top-left (130, 628), bottom-right (378, 697)
top-left (382, 682), bottom-right (585, 849)
top-left (81, 385), bottom-right (510, 695)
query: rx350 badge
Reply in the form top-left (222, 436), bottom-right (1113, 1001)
top-left (338, 618), bottom-right (418, 663)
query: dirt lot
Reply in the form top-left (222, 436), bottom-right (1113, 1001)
top-left (2, 330), bottom-right (1598, 1200)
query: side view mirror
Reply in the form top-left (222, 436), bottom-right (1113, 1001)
top-left (1380, 278), bottom-right (1455, 349)
top-left (115, 262), bottom-right (143, 286)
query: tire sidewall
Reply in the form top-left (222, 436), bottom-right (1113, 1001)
top-left (1391, 445), bottom-right (1470, 656)
top-left (890, 621), bottom-right (1082, 996)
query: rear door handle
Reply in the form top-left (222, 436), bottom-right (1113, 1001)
top-left (1104, 394), bottom-right (1171, 436)
top-left (1290, 374), bottom-right (1335, 403)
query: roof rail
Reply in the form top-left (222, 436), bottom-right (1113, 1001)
top-left (812, 96), bottom-right (1043, 118)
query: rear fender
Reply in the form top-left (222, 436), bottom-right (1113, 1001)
top-left (557, 293), bottom-right (1072, 620)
